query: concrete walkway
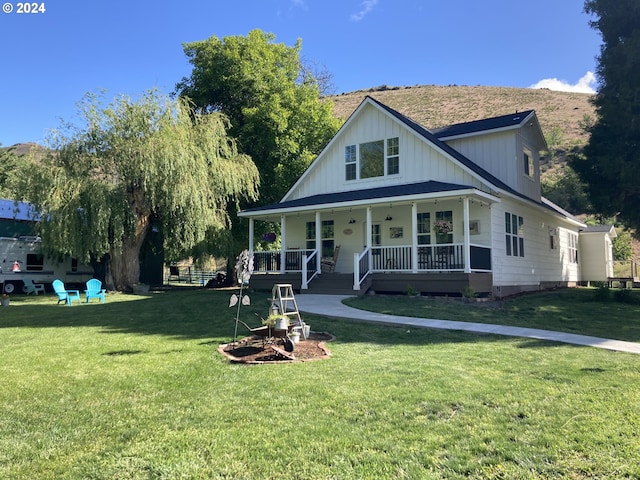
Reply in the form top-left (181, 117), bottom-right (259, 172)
top-left (295, 294), bottom-right (640, 355)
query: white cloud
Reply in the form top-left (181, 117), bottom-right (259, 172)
top-left (350, 0), bottom-right (379, 22)
top-left (529, 71), bottom-right (597, 94)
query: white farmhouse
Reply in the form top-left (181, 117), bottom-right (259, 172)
top-left (239, 96), bottom-right (614, 297)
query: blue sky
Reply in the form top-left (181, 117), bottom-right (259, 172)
top-left (0, 0), bottom-right (600, 147)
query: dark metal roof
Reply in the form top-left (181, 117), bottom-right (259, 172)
top-left (431, 110), bottom-right (535, 139)
top-left (242, 180), bottom-right (475, 213)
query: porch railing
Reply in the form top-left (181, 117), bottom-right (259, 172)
top-left (372, 246), bottom-right (413, 271)
top-left (301, 250), bottom-right (320, 289)
top-left (353, 247), bottom-right (371, 290)
top-left (253, 244), bottom-right (492, 275)
top-left (369, 243), bottom-right (491, 272)
top-left (253, 249), bottom-right (314, 273)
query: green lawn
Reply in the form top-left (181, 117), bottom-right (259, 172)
top-left (1, 288), bottom-right (639, 479)
top-left (344, 287), bottom-right (640, 342)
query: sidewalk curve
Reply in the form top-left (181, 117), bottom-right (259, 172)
top-left (295, 294), bottom-right (640, 355)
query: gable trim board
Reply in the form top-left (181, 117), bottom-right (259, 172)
top-left (239, 97), bottom-right (612, 296)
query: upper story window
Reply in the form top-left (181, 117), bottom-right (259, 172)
top-left (360, 140), bottom-right (384, 178)
top-left (523, 148), bottom-right (534, 177)
top-left (387, 137), bottom-right (399, 175)
top-left (505, 212), bottom-right (524, 257)
top-left (345, 137), bottom-right (400, 181)
top-left (345, 145), bottom-right (356, 181)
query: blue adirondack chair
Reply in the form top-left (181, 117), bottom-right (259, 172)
top-left (84, 278), bottom-right (106, 303)
top-left (23, 278), bottom-right (46, 295)
top-left (52, 279), bottom-right (81, 305)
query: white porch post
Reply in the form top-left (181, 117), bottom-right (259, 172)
top-left (315, 211), bottom-right (321, 272)
top-left (280, 215), bottom-right (286, 273)
top-left (411, 203), bottom-right (418, 273)
top-left (463, 197), bottom-right (471, 273)
top-left (248, 218), bottom-right (255, 252)
top-left (366, 206), bottom-right (372, 270)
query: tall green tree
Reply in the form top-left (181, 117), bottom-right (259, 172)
top-left (17, 90), bottom-right (259, 291)
top-left (571, 0), bottom-right (640, 233)
top-left (176, 29), bottom-right (341, 207)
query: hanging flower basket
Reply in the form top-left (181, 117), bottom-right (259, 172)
top-left (433, 220), bottom-right (453, 235)
top-left (261, 232), bottom-right (277, 243)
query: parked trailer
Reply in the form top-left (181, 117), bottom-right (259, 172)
top-left (0, 236), bottom-right (94, 294)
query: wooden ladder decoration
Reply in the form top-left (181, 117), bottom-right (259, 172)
top-left (272, 284), bottom-right (306, 339)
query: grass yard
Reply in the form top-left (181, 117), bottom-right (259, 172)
top-left (344, 287), bottom-right (640, 342)
top-left (1, 287), bottom-right (639, 479)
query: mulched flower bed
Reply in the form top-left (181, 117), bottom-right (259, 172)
top-left (218, 331), bottom-right (334, 364)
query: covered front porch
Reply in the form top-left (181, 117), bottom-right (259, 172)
top-left (241, 188), bottom-right (498, 295)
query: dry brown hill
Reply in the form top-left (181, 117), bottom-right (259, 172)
top-left (328, 84), bottom-right (595, 150)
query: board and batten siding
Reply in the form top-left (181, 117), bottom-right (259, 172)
top-left (443, 126), bottom-right (542, 203)
top-left (286, 103), bottom-right (490, 201)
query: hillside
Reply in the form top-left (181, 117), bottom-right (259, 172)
top-left (328, 84), bottom-right (595, 151)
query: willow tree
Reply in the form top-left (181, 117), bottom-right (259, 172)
top-left (19, 90), bottom-right (259, 291)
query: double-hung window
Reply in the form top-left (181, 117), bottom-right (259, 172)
top-left (505, 212), bottom-right (524, 257)
top-left (568, 232), bottom-right (578, 263)
top-left (345, 145), bottom-right (357, 181)
top-left (387, 137), bottom-right (399, 175)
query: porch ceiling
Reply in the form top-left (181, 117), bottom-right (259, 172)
top-left (239, 181), bottom-right (500, 219)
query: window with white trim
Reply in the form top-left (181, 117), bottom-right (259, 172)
top-left (345, 145), bottom-right (356, 181)
top-left (371, 224), bottom-right (381, 246)
top-left (306, 222), bottom-right (316, 250)
top-left (321, 220), bottom-right (334, 258)
top-left (345, 137), bottom-right (400, 181)
top-left (568, 232), bottom-right (578, 263)
top-left (505, 212), bottom-right (524, 257)
top-left (523, 149), bottom-right (534, 177)
top-left (417, 212), bottom-right (431, 245)
top-left (387, 137), bottom-right (399, 175)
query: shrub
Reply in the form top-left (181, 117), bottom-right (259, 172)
top-left (461, 286), bottom-right (478, 298)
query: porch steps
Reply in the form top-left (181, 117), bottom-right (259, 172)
top-left (302, 272), bottom-right (368, 296)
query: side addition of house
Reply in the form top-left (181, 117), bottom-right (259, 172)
top-left (239, 96), bottom-right (615, 297)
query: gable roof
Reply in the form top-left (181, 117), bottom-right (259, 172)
top-left (242, 96), bottom-right (580, 225)
top-left (366, 96), bottom-right (521, 197)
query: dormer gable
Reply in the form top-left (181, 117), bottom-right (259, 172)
top-left (433, 110), bottom-right (547, 202)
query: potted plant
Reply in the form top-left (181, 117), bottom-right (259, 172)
top-left (263, 314), bottom-right (288, 330)
top-left (288, 330), bottom-right (300, 344)
top-left (433, 220), bottom-right (453, 235)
